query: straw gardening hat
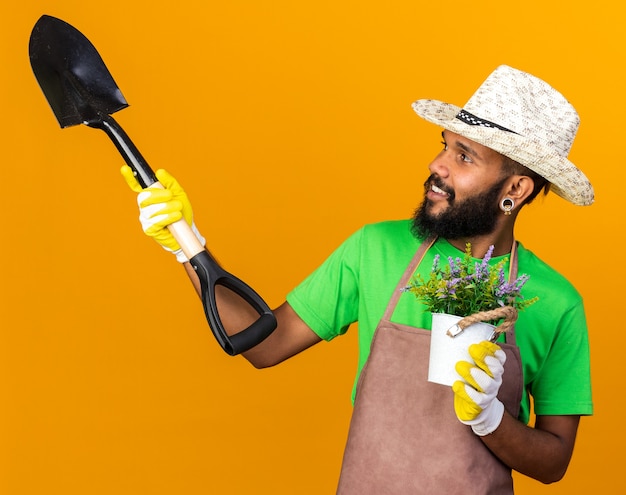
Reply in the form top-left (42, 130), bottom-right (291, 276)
top-left (412, 65), bottom-right (594, 206)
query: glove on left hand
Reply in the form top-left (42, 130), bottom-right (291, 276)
top-left (121, 166), bottom-right (206, 263)
top-left (452, 340), bottom-right (506, 436)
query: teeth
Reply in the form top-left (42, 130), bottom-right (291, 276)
top-left (431, 184), bottom-right (447, 195)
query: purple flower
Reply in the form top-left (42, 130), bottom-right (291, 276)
top-left (474, 245), bottom-right (494, 280)
top-left (432, 254), bottom-right (440, 272)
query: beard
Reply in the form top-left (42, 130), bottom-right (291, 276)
top-left (411, 174), bottom-right (507, 240)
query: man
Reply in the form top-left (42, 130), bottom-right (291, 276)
top-left (122, 65), bottom-right (593, 492)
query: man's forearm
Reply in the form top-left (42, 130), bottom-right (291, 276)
top-left (182, 255), bottom-right (322, 367)
top-left (480, 413), bottom-right (580, 484)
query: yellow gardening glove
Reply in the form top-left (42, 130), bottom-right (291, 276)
top-left (121, 165), bottom-right (206, 262)
top-left (452, 341), bottom-right (506, 436)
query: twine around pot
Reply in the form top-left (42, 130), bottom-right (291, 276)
top-left (446, 306), bottom-right (518, 340)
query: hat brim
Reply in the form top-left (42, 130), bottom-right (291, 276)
top-left (412, 99), bottom-right (594, 206)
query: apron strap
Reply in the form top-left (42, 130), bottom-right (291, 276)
top-left (505, 240), bottom-right (518, 346)
top-left (382, 235), bottom-right (437, 321)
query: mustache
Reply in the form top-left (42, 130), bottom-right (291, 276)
top-left (424, 174), bottom-right (455, 200)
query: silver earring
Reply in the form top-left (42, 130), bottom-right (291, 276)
top-left (500, 198), bottom-right (515, 215)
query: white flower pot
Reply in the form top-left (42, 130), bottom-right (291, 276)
top-left (428, 313), bottom-right (496, 386)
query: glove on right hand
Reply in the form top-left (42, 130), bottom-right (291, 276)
top-left (452, 341), bottom-right (506, 436)
top-left (121, 165), bottom-right (206, 262)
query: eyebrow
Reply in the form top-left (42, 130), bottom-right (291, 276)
top-left (442, 130), bottom-right (483, 160)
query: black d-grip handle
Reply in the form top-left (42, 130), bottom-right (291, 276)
top-left (190, 250), bottom-right (277, 355)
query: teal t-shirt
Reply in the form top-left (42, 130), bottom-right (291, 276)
top-left (287, 220), bottom-right (593, 424)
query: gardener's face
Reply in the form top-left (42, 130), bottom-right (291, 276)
top-left (411, 131), bottom-right (508, 240)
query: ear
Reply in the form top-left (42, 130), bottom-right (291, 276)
top-left (502, 175), bottom-right (534, 206)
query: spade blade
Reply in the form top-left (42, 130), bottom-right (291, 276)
top-left (29, 15), bottom-right (128, 128)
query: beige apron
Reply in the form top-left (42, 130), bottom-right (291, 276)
top-left (337, 237), bottom-right (524, 494)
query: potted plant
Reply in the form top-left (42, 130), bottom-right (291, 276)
top-left (403, 243), bottom-right (537, 385)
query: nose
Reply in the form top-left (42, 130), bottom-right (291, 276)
top-left (428, 150), bottom-right (450, 178)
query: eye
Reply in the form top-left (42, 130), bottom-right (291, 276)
top-left (440, 141), bottom-right (448, 151)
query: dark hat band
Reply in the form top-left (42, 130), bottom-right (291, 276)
top-left (456, 109), bottom-right (517, 134)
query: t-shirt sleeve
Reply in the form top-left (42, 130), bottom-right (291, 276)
top-left (530, 300), bottom-right (593, 416)
top-left (286, 228), bottom-right (363, 341)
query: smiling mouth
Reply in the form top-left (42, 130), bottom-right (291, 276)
top-left (430, 183), bottom-right (450, 197)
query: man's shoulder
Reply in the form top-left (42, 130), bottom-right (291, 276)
top-left (517, 243), bottom-right (581, 300)
top-left (360, 219), bottom-right (415, 239)
top-left (351, 219), bottom-right (420, 259)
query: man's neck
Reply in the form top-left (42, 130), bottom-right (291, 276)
top-left (445, 231), bottom-right (515, 258)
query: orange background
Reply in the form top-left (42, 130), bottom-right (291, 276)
top-left (0, 1), bottom-right (621, 493)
